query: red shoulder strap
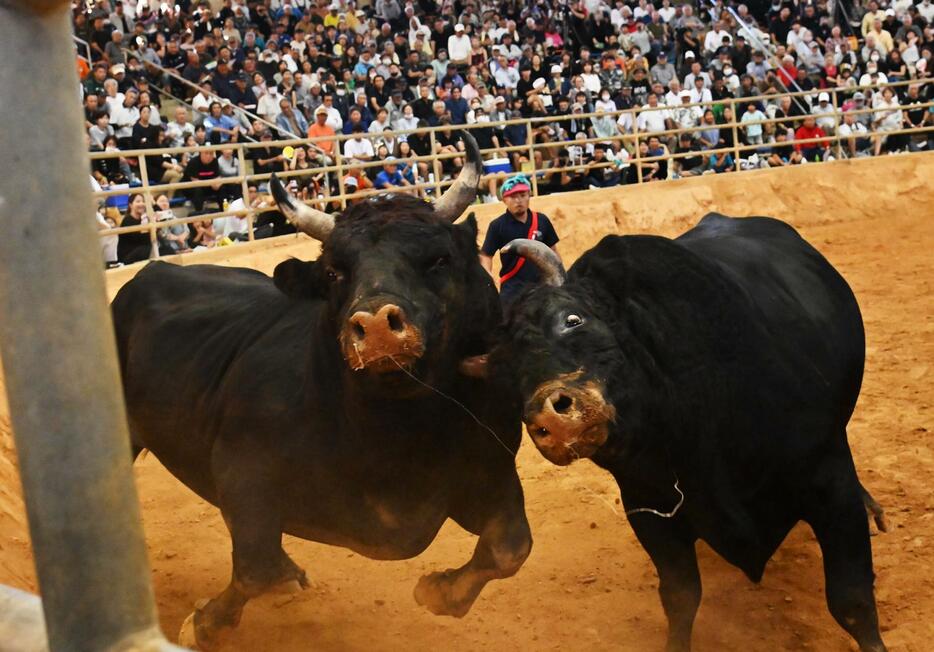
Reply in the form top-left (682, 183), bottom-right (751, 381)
top-left (499, 212), bottom-right (539, 284)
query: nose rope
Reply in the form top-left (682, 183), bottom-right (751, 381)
top-left (388, 356), bottom-right (686, 519)
top-left (568, 442), bottom-right (686, 520)
top-left (388, 357), bottom-right (517, 458)
top-left (623, 480), bottom-right (684, 519)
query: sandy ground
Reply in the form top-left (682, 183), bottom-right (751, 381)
top-left (1, 154), bottom-right (933, 651)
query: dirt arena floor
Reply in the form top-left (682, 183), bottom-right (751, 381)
top-left (1, 153), bottom-right (932, 651)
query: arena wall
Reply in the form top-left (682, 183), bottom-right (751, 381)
top-left (104, 151), bottom-right (934, 297)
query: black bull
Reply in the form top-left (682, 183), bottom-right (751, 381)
top-left (112, 134), bottom-right (532, 649)
top-left (489, 213), bottom-right (888, 651)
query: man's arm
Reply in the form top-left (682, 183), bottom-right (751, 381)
top-left (479, 221), bottom-right (500, 279)
top-left (479, 253), bottom-right (494, 278)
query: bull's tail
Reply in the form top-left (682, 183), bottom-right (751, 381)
top-left (860, 483), bottom-right (888, 533)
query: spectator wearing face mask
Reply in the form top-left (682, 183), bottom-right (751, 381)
top-left (257, 84), bottom-right (284, 123)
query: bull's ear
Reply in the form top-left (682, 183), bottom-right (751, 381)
top-left (273, 258), bottom-right (321, 298)
top-left (455, 212), bottom-right (479, 242)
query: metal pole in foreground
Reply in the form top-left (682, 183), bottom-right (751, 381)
top-left (0, 3), bottom-right (186, 651)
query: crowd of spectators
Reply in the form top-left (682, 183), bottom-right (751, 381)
top-left (75, 0), bottom-right (934, 262)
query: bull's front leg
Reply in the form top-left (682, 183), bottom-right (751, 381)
top-left (414, 473), bottom-right (531, 617)
top-left (178, 449), bottom-right (308, 650)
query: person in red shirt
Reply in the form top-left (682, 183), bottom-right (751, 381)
top-left (776, 55), bottom-right (798, 87)
top-left (794, 116), bottom-right (830, 162)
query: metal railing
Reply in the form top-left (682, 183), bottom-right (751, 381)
top-left (72, 34), bottom-right (91, 65)
top-left (90, 77), bottom-right (933, 261)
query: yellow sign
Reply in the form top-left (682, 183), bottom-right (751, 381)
top-left (282, 146), bottom-right (296, 160)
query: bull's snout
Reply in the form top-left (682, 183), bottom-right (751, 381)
top-left (342, 303), bottom-right (425, 372)
top-left (524, 379), bottom-right (616, 466)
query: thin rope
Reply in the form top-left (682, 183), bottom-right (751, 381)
top-left (389, 357), bottom-right (517, 457)
top-left (389, 357), bottom-right (684, 518)
top-left (624, 479), bottom-right (685, 519)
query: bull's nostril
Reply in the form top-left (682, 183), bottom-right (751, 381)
top-left (553, 394), bottom-right (573, 414)
top-left (352, 322), bottom-right (366, 340)
top-left (387, 310), bottom-right (405, 333)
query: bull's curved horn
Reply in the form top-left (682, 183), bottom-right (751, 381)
top-left (501, 239), bottom-right (567, 287)
top-left (270, 172), bottom-right (336, 242)
top-left (432, 130), bottom-right (482, 224)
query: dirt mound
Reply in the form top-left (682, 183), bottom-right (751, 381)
top-left (1, 153), bottom-right (933, 650)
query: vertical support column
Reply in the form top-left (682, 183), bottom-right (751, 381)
top-left (335, 147), bottom-right (346, 210)
top-left (831, 89), bottom-right (843, 160)
top-left (136, 153), bottom-right (160, 258)
top-left (730, 99), bottom-right (742, 172)
top-left (0, 3), bottom-right (185, 651)
top-left (632, 108), bottom-right (643, 184)
top-left (429, 130), bottom-right (442, 198)
top-left (526, 122), bottom-right (538, 196)
top-left (236, 145), bottom-right (254, 241)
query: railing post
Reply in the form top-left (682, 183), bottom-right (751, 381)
top-left (0, 2), bottom-right (186, 650)
top-left (730, 99), bottom-right (742, 172)
top-left (136, 153), bottom-right (160, 259)
top-left (429, 129), bottom-right (442, 198)
top-left (831, 89), bottom-right (843, 160)
top-left (236, 145), bottom-right (254, 241)
top-left (632, 107), bottom-right (643, 184)
top-left (526, 121), bottom-right (538, 196)
top-left (335, 148), bottom-right (346, 210)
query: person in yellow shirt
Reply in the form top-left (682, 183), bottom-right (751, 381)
top-left (324, 4), bottom-right (341, 28)
top-left (346, 9), bottom-right (364, 31)
top-left (867, 18), bottom-right (894, 54)
top-left (860, 0), bottom-right (886, 36)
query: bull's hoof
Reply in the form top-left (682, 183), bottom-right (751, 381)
top-left (413, 570), bottom-right (474, 618)
top-left (271, 578), bottom-right (304, 595)
top-left (177, 603), bottom-right (233, 651)
top-left (178, 612), bottom-right (200, 650)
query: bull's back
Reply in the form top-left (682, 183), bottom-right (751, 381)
top-left (675, 213), bottom-right (865, 419)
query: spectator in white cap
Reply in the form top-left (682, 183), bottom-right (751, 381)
top-left (670, 89), bottom-right (703, 131)
top-left (813, 92), bottom-right (837, 133)
top-left (489, 96), bottom-right (508, 124)
top-left (448, 23), bottom-right (471, 67)
top-left (549, 64), bottom-right (564, 93)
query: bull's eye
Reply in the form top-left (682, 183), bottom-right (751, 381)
top-left (565, 314), bottom-right (583, 328)
top-left (429, 255), bottom-right (451, 272)
top-left (325, 266), bottom-right (344, 283)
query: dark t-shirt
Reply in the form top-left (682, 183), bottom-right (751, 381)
top-left (481, 209), bottom-right (559, 290)
top-left (184, 156), bottom-right (221, 182)
top-left (117, 215), bottom-right (151, 264)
